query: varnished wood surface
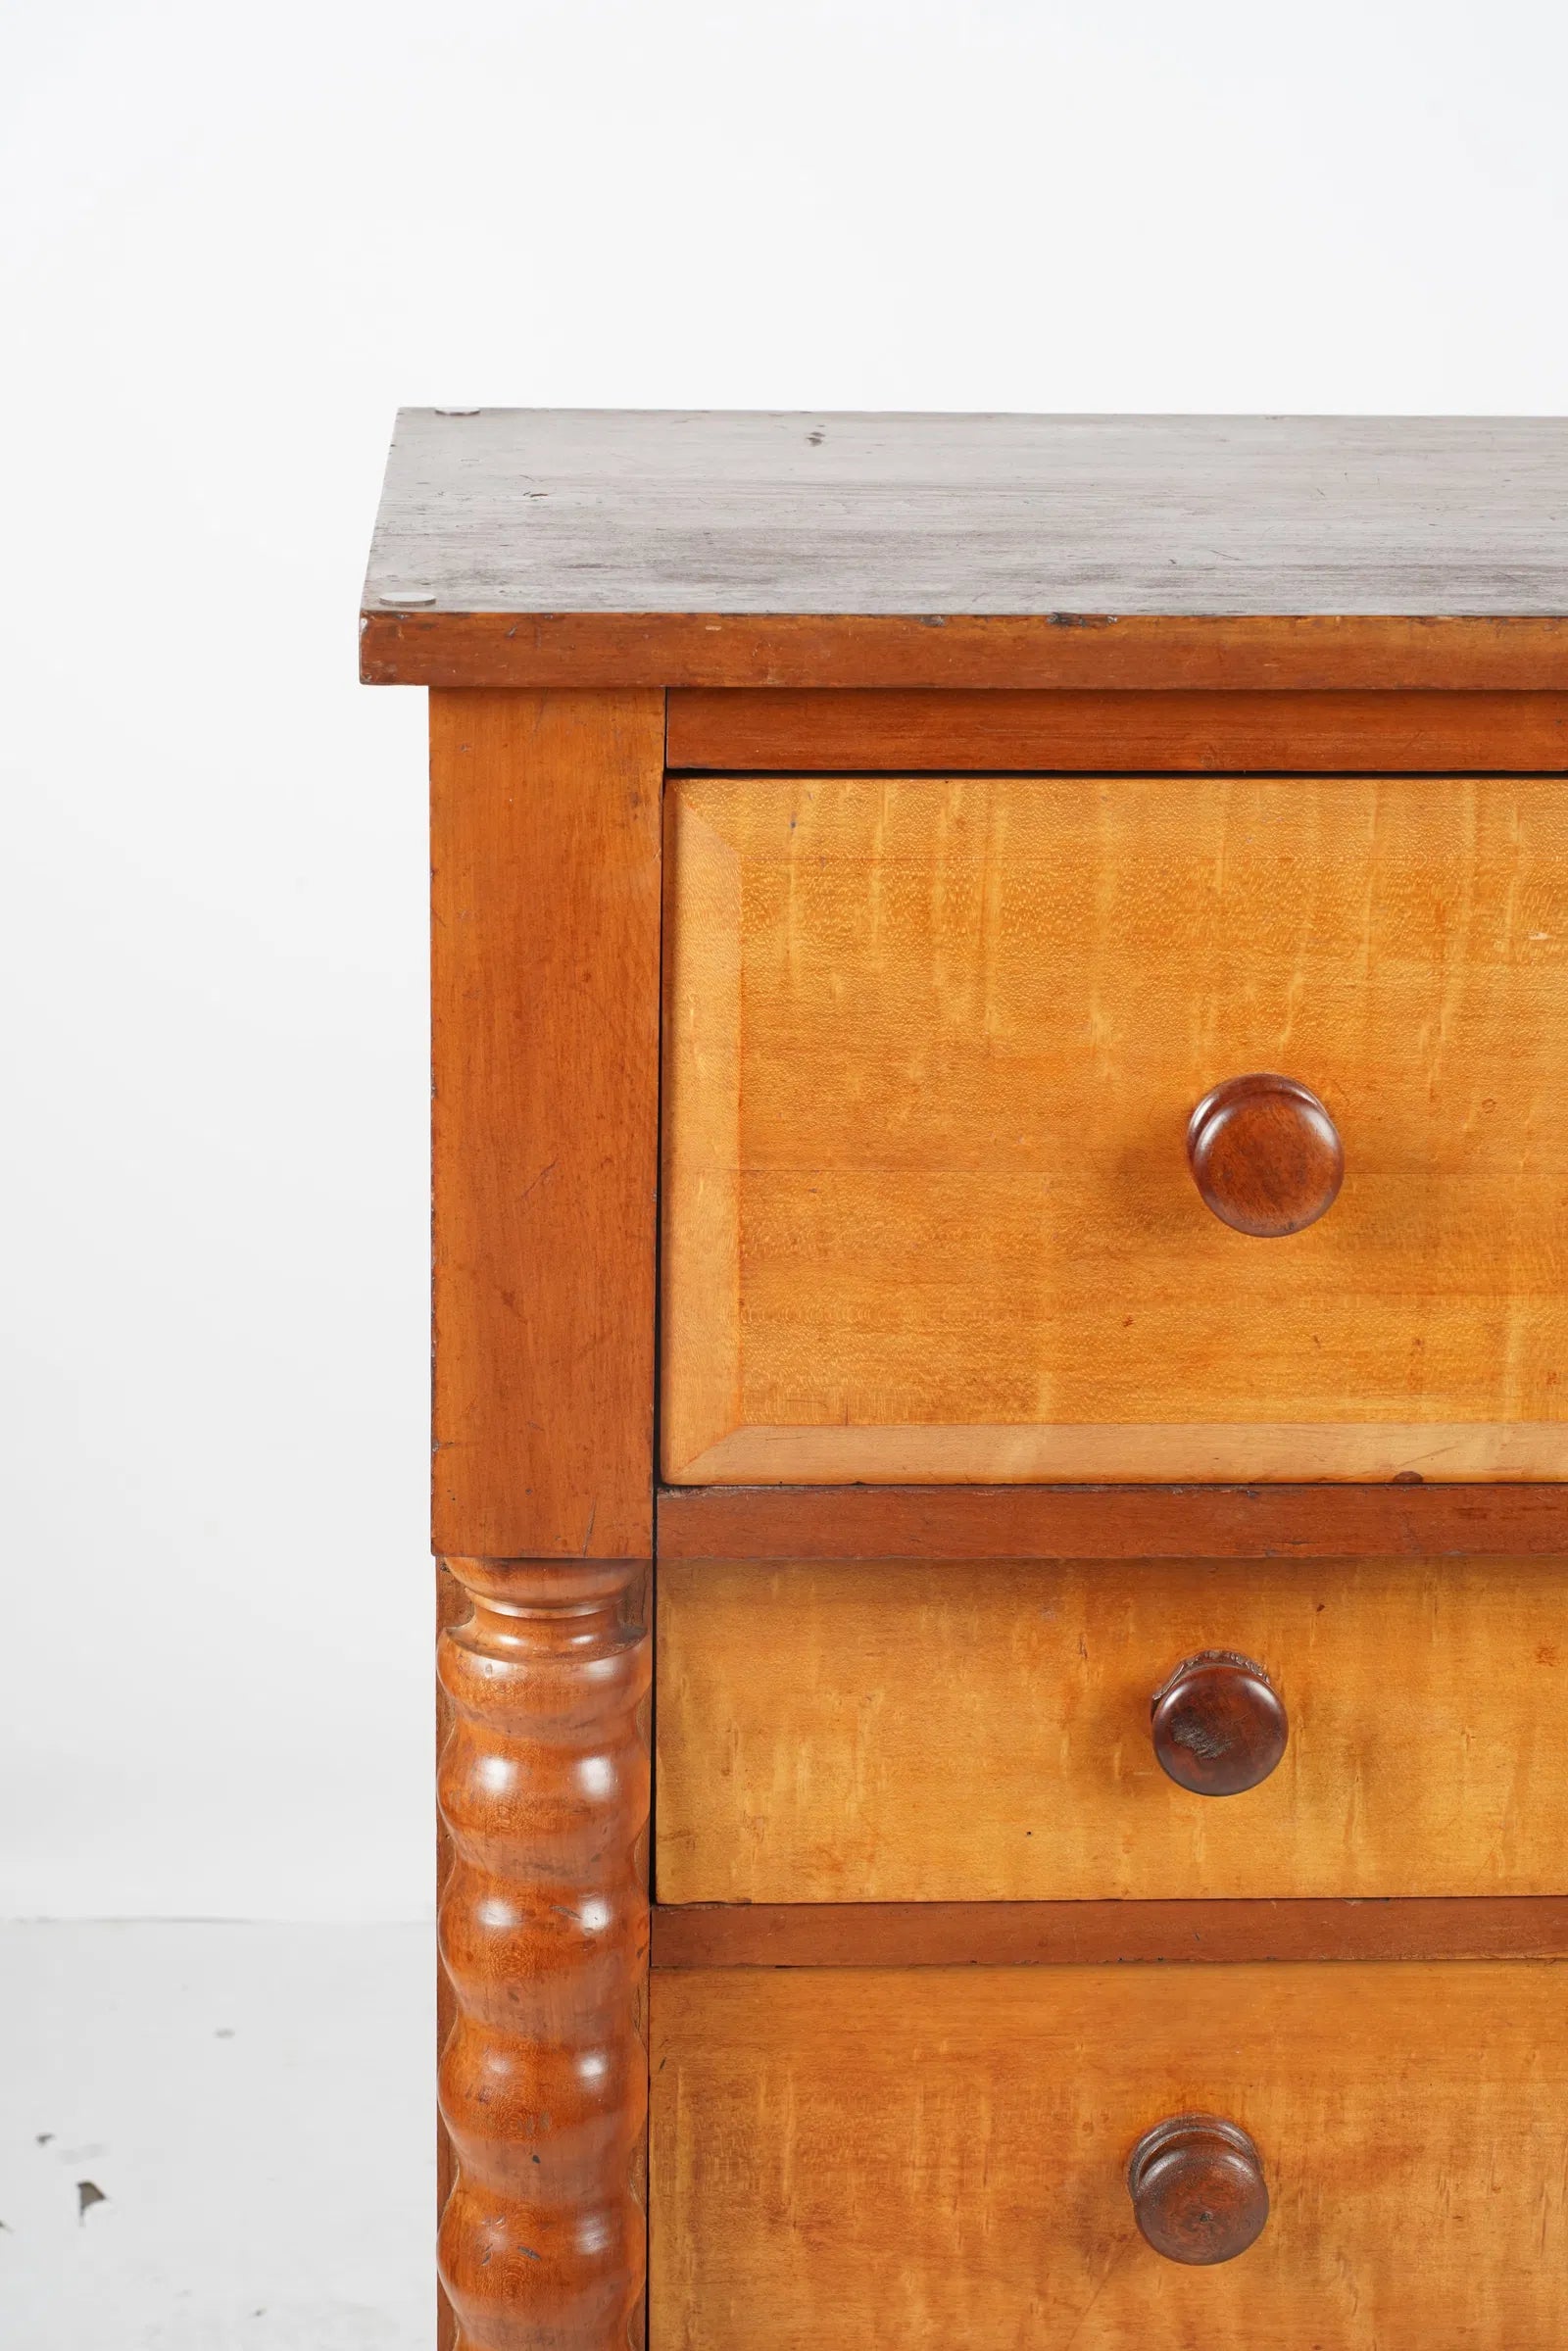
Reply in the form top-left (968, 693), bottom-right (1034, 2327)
top-left (1186, 1074), bottom-right (1344, 1239)
top-left (656, 1480), bottom-right (1568, 1558)
top-left (438, 1558), bottom-right (650, 2351)
top-left (651, 1895), bottom-right (1568, 1969)
top-left (662, 773), bottom-right (1568, 1485)
top-left (668, 1423), bottom-right (1568, 1480)
top-left (651, 1962), bottom-right (1568, 2349)
top-left (667, 687), bottom-right (1568, 772)
top-left (656, 1557), bottom-right (1568, 1903)
top-left (435, 1562), bottom-right (466, 2351)
top-left (431, 690), bottom-right (662, 1557)
top-left (368, 610), bottom-right (1568, 691)
top-left (1127, 2115), bottom-right (1269, 2266)
top-left (1149, 1649), bottom-right (1289, 1795)
top-left (365, 409), bottom-right (1568, 614)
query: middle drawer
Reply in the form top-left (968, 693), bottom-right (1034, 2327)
top-left (656, 1554), bottom-right (1567, 1903)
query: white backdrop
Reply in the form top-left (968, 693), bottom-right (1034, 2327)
top-left (2, 0), bottom-right (1565, 1921)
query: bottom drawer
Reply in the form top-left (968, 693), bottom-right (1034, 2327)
top-left (651, 1961), bottom-right (1567, 2349)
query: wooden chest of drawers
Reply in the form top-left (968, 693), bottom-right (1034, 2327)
top-left (362, 411), bottom-right (1568, 2350)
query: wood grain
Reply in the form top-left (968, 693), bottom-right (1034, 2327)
top-left (366, 610), bottom-right (1568, 693)
top-left (364, 411), bottom-right (1568, 689)
top-left (438, 1557), bottom-right (650, 2351)
top-left (662, 773), bottom-right (1568, 1485)
top-left (656, 1556), bottom-right (1568, 1902)
top-left (651, 1896), bottom-right (1568, 1969)
top-left (1126, 2115), bottom-right (1269, 2266)
top-left (364, 409), bottom-right (1568, 615)
top-left (435, 1560), bottom-right (466, 2351)
top-left (651, 1962), bottom-right (1568, 2349)
top-left (671, 1423), bottom-right (1568, 1480)
top-left (1186, 1073), bottom-right (1344, 1239)
top-left (431, 690), bottom-right (662, 1558)
top-left (667, 688), bottom-right (1568, 772)
top-left (1150, 1649), bottom-right (1289, 1795)
top-left (655, 1480), bottom-right (1568, 1559)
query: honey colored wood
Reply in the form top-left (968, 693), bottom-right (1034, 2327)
top-left (671, 1423), bottom-right (1568, 1479)
top-left (656, 1480), bottom-right (1568, 1559)
top-left (651, 1895), bottom-right (1568, 1969)
top-left (437, 1557), bottom-right (650, 2351)
top-left (1186, 1074), bottom-right (1345, 1238)
top-left (1150, 1650), bottom-right (1289, 1795)
top-left (1127, 2116), bottom-right (1269, 2265)
top-left (667, 687), bottom-right (1568, 772)
top-left (652, 1962), bottom-right (1568, 2350)
top-left (662, 773), bottom-right (1568, 1485)
top-left (656, 1556), bottom-right (1568, 1903)
top-left (431, 690), bottom-right (662, 1557)
top-left (370, 416), bottom-right (1568, 2351)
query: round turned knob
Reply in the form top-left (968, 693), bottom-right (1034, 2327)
top-left (1151, 1649), bottom-right (1287, 1795)
top-left (1187, 1072), bottom-right (1344, 1237)
top-left (1127, 2114), bottom-right (1269, 2265)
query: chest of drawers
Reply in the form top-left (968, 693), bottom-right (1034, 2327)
top-left (362, 410), bottom-right (1568, 2350)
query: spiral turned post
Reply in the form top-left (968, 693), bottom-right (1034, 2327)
top-left (437, 1556), bottom-right (651, 2351)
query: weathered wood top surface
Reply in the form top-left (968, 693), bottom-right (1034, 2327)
top-left (361, 410), bottom-right (1568, 689)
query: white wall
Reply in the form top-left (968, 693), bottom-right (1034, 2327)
top-left (2, 0), bottom-right (1565, 1921)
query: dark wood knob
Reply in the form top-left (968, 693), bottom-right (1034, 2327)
top-left (1151, 1649), bottom-right (1287, 1795)
top-left (1187, 1072), bottom-right (1344, 1237)
top-left (1127, 2115), bottom-right (1269, 2265)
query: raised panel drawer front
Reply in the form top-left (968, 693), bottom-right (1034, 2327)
top-left (661, 773), bottom-right (1568, 1483)
top-left (655, 1556), bottom-right (1568, 1902)
top-left (649, 1962), bottom-right (1568, 2351)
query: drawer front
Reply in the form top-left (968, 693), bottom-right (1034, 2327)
top-left (661, 773), bottom-right (1568, 1484)
top-left (656, 1556), bottom-right (1568, 1902)
top-left (650, 1961), bottom-right (1568, 2351)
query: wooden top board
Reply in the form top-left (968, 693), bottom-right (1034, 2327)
top-left (362, 410), bottom-right (1568, 690)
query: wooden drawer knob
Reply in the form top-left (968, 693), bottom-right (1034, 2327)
top-left (1127, 2114), bottom-right (1269, 2265)
top-left (1151, 1649), bottom-right (1288, 1795)
top-left (1186, 1072), bottom-right (1344, 1237)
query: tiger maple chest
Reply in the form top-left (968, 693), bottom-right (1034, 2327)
top-left (363, 409), bottom-right (1568, 2350)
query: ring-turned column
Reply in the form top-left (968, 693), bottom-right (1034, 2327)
top-left (438, 1556), bottom-right (651, 2351)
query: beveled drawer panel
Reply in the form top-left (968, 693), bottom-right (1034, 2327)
top-left (651, 1961), bottom-right (1568, 2351)
top-left (655, 1556), bottom-right (1568, 1902)
top-left (661, 772), bottom-right (1568, 1484)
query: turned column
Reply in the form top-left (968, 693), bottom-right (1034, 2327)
top-left (438, 1558), bottom-right (651, 2351)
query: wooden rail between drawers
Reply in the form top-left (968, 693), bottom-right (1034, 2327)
top-left (665, 687), bottom-right (1568, 772)
top-left (651, 1898), bottom-right (1568, 1969)
top-left (656, 1482), bottom-right (1568, 1559)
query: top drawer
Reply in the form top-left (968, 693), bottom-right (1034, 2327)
top-left (661, 774), bottom-right (1568, 1485)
